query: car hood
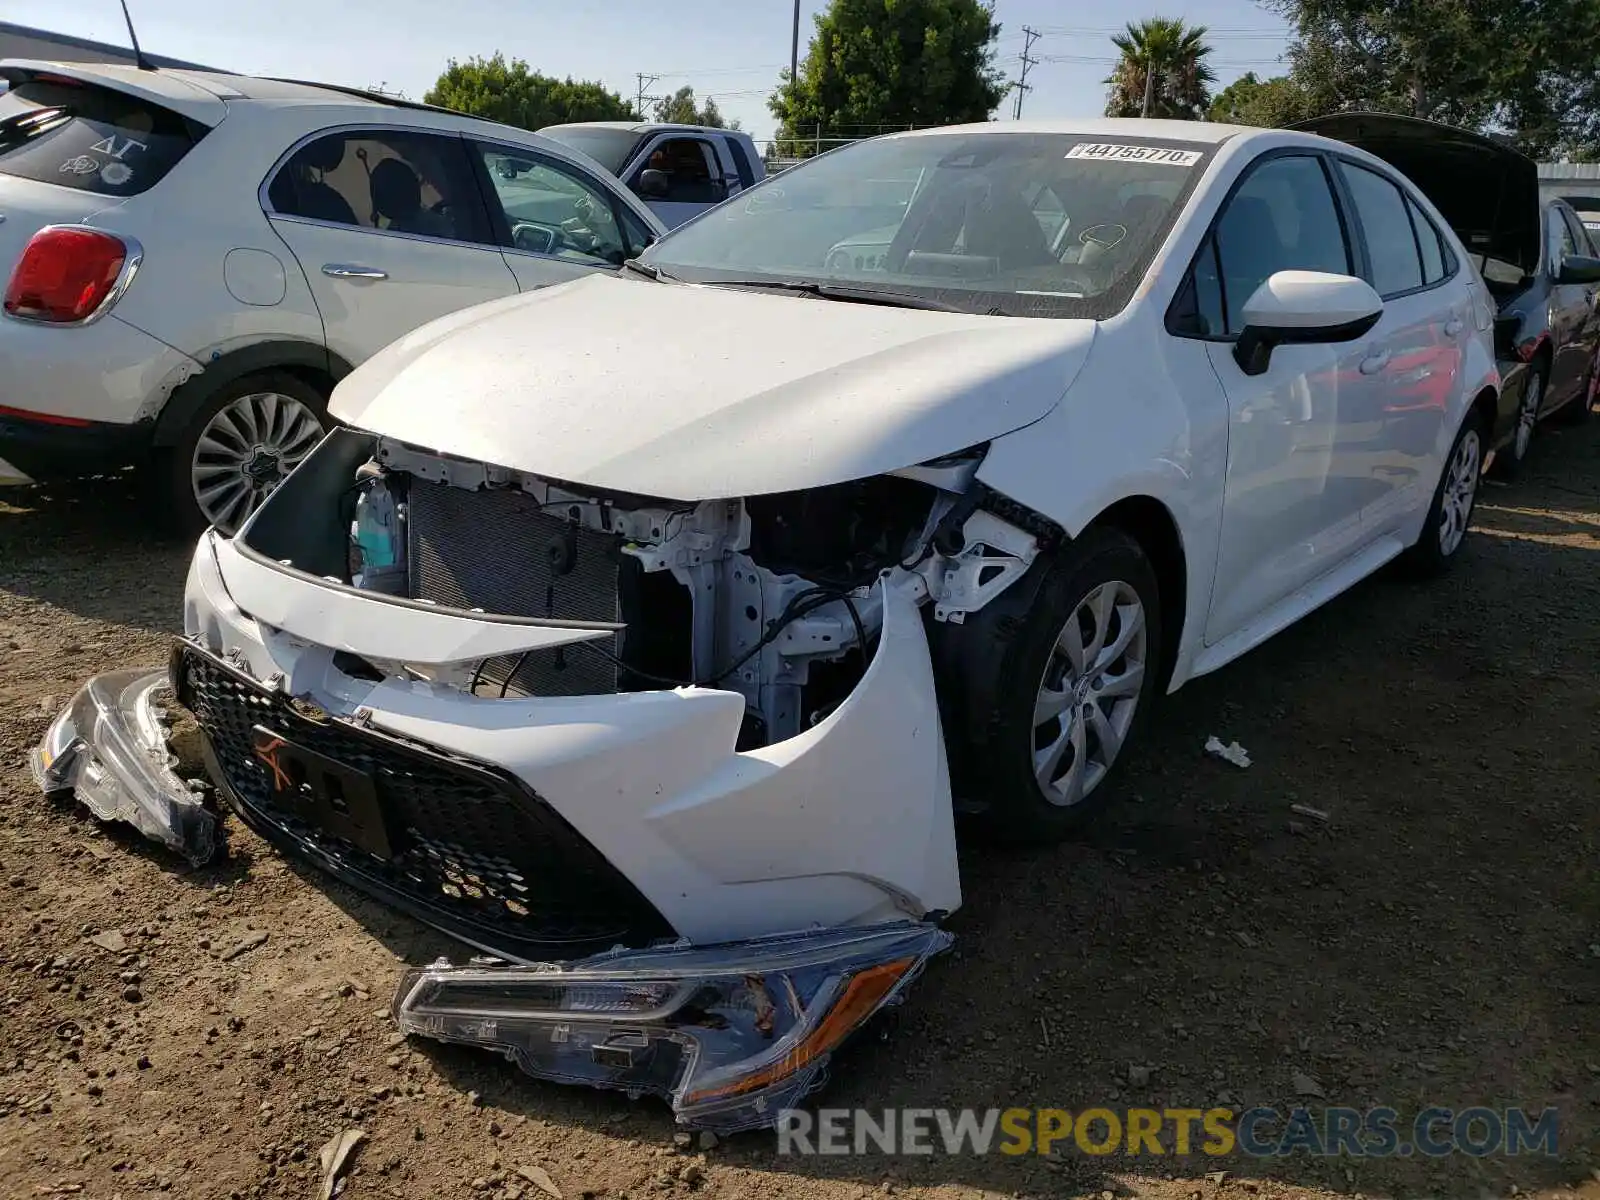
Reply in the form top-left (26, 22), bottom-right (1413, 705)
top-left (330, 273), bottom-right (1096, 499)
top-left (1295, 112), bottom-right (1541, 277)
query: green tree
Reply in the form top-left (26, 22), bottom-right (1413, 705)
top-left (655, 85), bottom-right (740, 130)
top-left (1266, 0), bottom-right (1600, 159)
top-left (1206, 71), bottom-right (1314, 127)
top-left (769, 0), bottom-right (1007, 157)
top-left (424, 53), bottom-right (637, 130)
top-left (1104, 18), bottom-right (1217, 120)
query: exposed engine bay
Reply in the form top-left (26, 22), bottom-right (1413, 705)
top-left (253, 429), bottom-right (1045, 748)
top-left (33, 426), bottom-right (1059, 1129)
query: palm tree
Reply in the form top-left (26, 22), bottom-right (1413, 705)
top-left (1104, 18), bottom-right (1218, 121)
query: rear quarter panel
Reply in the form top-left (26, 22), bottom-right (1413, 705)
top-left (96, 102), bottom-right (332, 362)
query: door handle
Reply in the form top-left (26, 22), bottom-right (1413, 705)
top-left (321, 263), bottom-right (388, 280)
top-left (1359, 351), bottom-right (1391, 375)
top-left (1444, 318), bottom-right (1464, 338)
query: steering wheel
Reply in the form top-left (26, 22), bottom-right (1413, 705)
top-left (1078, 223), bottom-right (1128, 251)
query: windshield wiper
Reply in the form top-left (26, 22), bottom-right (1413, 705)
top-left (709, 278), bottom-right (978, 314)
top-left (0, 105), bottom-right (71, 151)
top-left (620, 259), bottom-right (682, 283)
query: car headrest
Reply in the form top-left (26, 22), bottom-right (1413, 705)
top-left (300, 137), bottom-right (346, 174)
top-left (370, 158), bottom-right (422, 221)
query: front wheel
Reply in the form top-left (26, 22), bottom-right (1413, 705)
top-left (154, 371), bottom-right (330, 537)
top-left (1493, 367), bottom-right (1544, 478)
top-left (939, 528), bottom-right (1163, 844)
top-left (1397, 410), bottom-right (1484, 578)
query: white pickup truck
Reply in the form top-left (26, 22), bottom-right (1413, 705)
top-left (538, 121), bottom-right (765, 228)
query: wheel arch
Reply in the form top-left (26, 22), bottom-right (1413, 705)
top-left (1471, 383), bottom-right (1500, 436)
top-left (1080, 495), bottom-right (1188, 692)
top-left (151, 341), bottom-right (354, 447)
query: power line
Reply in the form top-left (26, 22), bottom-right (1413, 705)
top-left (1012, 25), bottom-right (1041, 120)
top-left (1032, 24), bottom-right (1289, 37)
top-left (1037, 54), bottom-right (1285, 66)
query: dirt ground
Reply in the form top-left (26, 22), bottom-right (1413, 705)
top-left (1, 419), bottom-right (1597, 1200)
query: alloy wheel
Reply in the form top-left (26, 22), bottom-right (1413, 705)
top-left (1438, 427), bottom-right (1482, 557)
top-left (1032, 580), bottom-right (1148, 807)
top-left (191, 392), bottom-right (325, 533)
top-left (1514, 374), bottom-right (1542, 460)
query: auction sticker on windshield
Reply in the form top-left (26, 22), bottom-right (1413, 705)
top-left (1066, 143), bottom-right (1202, 166)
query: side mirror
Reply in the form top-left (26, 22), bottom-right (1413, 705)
top-left (1557, 254), bottom-right (1600, 285)
top-left (1233, 270), bottom-right (1385, 376)
top-left (635, 168), bottom-right (669, 199)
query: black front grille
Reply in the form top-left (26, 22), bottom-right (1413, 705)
top-left (174, 645), bottom-right (674, 960)
top-left (405, 478), bottom-right (621, 697)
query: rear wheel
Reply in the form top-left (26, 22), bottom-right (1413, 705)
top-left (1398, 410), bottom-right (1485, 578)
top-left (155, 372), bottom-right (329, 537)
top-left (941, 528), bottom-right (1163, 843)
top-left (1559, 346), bottom-right (1597, 425)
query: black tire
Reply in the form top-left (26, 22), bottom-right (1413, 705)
top-left (934, 527), bottom-right (1164, 844)
top-left (151, 371), bottom-right (330, 538)
top-left (1397, 408), bottom-right (1486, 579)
top-left (1491, 365), bottom-right (1545, 479)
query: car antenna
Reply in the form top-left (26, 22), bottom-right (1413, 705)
top-left (118, 0), bottom-right (156, 71)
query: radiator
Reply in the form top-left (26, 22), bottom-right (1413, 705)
top-left (405, 477), bottom-right (622, 696)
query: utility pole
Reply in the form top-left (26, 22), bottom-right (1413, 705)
top-left (636, 72), bottom-right (660, 119)
top-left (790, 0), bottom-right (802, 83)
top-left (1012, 25), bottom-right (1041, 120)
top-left (1140, 54), bottom-right (1156, 118)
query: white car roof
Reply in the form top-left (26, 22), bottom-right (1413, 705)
top-left (0, 58), bottom-right (469, 125)
top-left (543, 120), bottom-right (736, 136)
top-left (892, 117), bottom-right (1261, 145)
top-left (0, 58), bottom-right (236, 124)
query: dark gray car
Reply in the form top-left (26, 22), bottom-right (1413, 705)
top-left (1298, 113), bottom-right (1600, 476)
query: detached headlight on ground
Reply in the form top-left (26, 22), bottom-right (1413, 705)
top-left (31, 669), bottom-right (216, 865)
top-left (392, 922), bottom-right (953, 1131)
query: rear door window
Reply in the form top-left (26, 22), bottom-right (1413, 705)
top-left (1340, 163), bottom-right (1425, 298)
top-left (1407, 196), bottom-right (1447, 285)
top-left (0, 77), bottom-right (203, 196)
top-left (266, 129), bottom-right (493, 247)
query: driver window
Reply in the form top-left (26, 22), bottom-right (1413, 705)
top-left (1550, 206), bottom-right (1576, 273)
top-left (269, 130), bottom-right (487, 245)
top-left (1561, 207), bottom-right (1596, 258)
top-left (1212, 155), bottom-right (1349, 335)
top-left (472, 145), bottom-right (628, 266)
top-left (634, 137), bottom-right (727, 204)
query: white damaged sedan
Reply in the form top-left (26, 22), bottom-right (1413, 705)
top-left (36, 119), bottom-right (1500, 1128)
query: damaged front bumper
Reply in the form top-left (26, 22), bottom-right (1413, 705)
top-left (31, 668), bottom-right (217, 865)
top-left (28, 416), bottom-right (1003, 1127)
top-left (395, 922), bottom-right (953, 1132)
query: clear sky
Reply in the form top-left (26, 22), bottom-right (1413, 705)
top-left (9, 0), bottom-right (1292, 142)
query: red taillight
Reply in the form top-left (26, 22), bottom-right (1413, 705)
top-left (3, 228), bottom-right (129, 323)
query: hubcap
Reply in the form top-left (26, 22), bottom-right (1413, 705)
top-left (1032, 580), bottom-right (1148, 807)
top-left (191, 392), bottom-right (324, 533)
top-left (1438, 428), bottom-right (1481, 556)
top-left (1514, 375), bottom-right (1541, 459)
